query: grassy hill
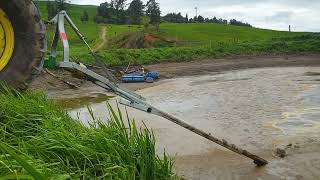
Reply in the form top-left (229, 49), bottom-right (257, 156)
top-left (158, 23), bottom-right (305, 45)
top-left (33, 1), bottom-right (319, 66)
top-left (34, 1), bottom-right (305, 46)
top-left (34, 1), bottom-right (97, 23)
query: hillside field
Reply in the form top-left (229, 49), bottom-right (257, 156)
top-left (157, 23), bottom-right (305, 44)
top-left (34, 1), bottom-right (319, 66)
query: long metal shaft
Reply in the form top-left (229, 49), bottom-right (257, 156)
top-left (153, 108), bottom-right (268, 166)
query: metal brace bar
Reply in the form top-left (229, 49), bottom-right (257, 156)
top-left (50, 11), bottom-right (70, 62)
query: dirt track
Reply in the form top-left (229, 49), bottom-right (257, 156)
top-left (93, 26), bottom-right (107, 52)
top-left (30, 54), bottom-right (320, 99)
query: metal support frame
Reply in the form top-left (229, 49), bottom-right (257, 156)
top-left (50, 11), bottom-right (68, 62)
top-left (49, 11), bottom-right (268, 166)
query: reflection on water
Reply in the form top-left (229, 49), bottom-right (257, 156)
top-left (273, 86), bottom-right (320, 135)
top-left (303, 85), bottom-right (320, 106)
top-left (55, 93), bottom-right (113, 109)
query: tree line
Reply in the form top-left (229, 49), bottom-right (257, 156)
top-left (95, 1), bottom-right (251, 27)
top-left (163, 12), bottom-right (252, 27)
top-left (229, 19), bottom-right (252, 27)
top-left (94, 0), bottom-right (160, 26)
top-left (46, 0), bottom-right (252, 27)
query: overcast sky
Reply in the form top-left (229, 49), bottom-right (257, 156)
top-left (71, 0), bottom-right (320, 32)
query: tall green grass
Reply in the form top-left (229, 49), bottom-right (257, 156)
top-left (0, 89), bottom-right (176, 179)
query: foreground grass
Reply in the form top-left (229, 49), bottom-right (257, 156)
top-left (0, 89), bottom-right (176, 179)
top-left (73, 33), bottom-right (320, 66)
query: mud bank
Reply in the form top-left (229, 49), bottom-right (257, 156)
top-left (30, 54), bottom-right (320, 100)
top-left (68, 67), bottom-right (320, 180)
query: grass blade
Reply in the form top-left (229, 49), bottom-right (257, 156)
top-left (0, 142), bottom-right (45, 180)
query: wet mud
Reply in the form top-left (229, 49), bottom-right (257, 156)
top-left (67, 66), bottom-right (320, 179)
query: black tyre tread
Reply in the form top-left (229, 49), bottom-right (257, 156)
top-left (0, 0), bottom-right (46, 89)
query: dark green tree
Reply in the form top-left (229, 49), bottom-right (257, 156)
top-left (163, 12), bottom-right (186, 23)
top-left (96, 2), bottom-right (117, 24)
top-left (185, 13), bottom-right (188, 23)
top-left (193, 16), bottom-right (197, 22)
top-left (212, 16), bottom-right (218, 23)
top-left (127, 0), bottom-right (144, 25)
top-left (229, 19), bottom-right (252, 27)
top-left (97, 2), bottom-right (109, 17)
top-left (146, 0), bottom-right (161, 26)
top-left (197, 15), bottom-right (204, 23)
top-left (55, 0), bottom-right (70, 12)
top-left (111, 0), bottom-right (127, 24)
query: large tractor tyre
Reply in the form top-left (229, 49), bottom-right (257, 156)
top-left (0, 0), bottom-right (46, 89)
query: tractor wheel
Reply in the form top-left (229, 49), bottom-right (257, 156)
top-left (0, 0), bottom-right (46, 89)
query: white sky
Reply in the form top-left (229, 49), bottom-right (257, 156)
top-left (70, 0), bottom-right (320, 32)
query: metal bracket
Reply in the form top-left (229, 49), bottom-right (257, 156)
top-left (50, 11), bottom-right (93, 63)
top-left (119, 99), bottom-right (152, 113)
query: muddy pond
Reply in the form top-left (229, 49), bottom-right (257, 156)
top-left (67, 67), bottom-right (320, 180)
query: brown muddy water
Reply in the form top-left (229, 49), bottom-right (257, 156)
top-left (68, 67), bottom-right (320, 180)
